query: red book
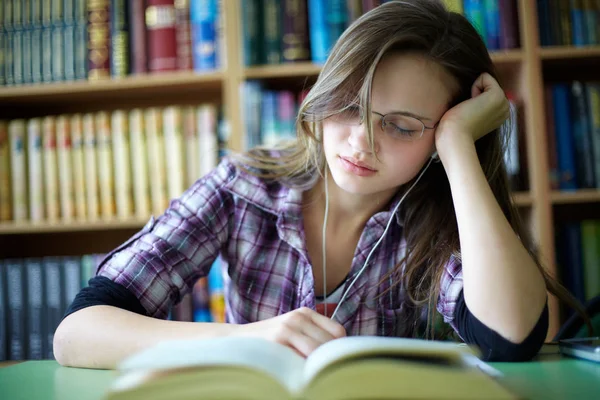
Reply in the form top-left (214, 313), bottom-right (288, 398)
top-left (146, 0), bottom-right (178, 72)
top-left (129, 0), bottom-right (148, 74)
top-left (88, 0), bottom-right (111, 80)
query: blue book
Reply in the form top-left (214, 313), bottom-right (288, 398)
top-left (241, 0), bottom-right (263, 66)
top-left (308, 0), bottom-right (328, 64)
top-left (74, 22), bottom-right (87, 80)
top-left (537, 0), bottom-right (552, 46)
top-left (110, 0), bottom-right (129, 77)
top-left (243, 80), bottom-right (263, 149)
top-left (12, 30), bottom-right (23, 85)
top-left (570, 82), bottom-right (595, 188)
top-left (325, 0), bottom-right (346, 55)
top-left (30, 28), bottom-right (42, 83)
top-left (51, 25), bottom-right (64, 81)
top-left (21, 28), bottom-right (32, 84)
top-left (25, 259), bottom-right (46, 360)
top-left (570, 0), bottom-right (586, 46)
top-left (41, 27), bottom-right (52, 82)
top-left (63, 24), bottom-right (75, 81)
top-left (557, 223), bottom-right (586, 306)
top-left (190, 0), bottom-right (218, 71)
top-left (464, 0), bottom-right (487, 44)
top-left (483, 0), bottom-right (501, 50)
top-left (552, 84), bottom-right (578, 190)
top-left (5, 259), bottom-right (27, 361)
top-left (43, 257), bottom-right (64, 360)
top-left (0, 31), bottom-right (6, 85)
top-left (583, 3), bottom-right (598, 44)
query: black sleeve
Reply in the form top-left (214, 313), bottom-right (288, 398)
top-left (453, 290), bottom-right (548, 362)
top-left (62, 276), bottom-right (148, 321)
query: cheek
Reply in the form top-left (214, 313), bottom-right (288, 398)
top-left (380, 137), bottom-right (435, 178)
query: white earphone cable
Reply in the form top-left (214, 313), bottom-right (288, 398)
top-left (322, 167), bottom-right (330, 316)
top-left (329, 156), bottom-right (435, 321)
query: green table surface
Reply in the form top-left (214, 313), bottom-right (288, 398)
top-left (1, 345), bottom-right (599, 400)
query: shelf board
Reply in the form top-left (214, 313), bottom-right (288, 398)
top-left (0, 218), bottom-right (148, 235)
top-left (244, 62), bottom-right (323, 79)
top-left (551, 189), bottom-right (600, 205)
top-left (539, 46), bottom-right (600, 60)
top-left (244, 51), bottom-right (522, 80)
top-left (511, 191), bottom-right (532, 206)
top-left (0, 71), bottom-right (224, 106)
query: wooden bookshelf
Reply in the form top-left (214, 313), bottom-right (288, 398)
top-left (0, 218), bottom-right (148, 235)
top-left (551, 190), bottom-right (600, 205)
top-left (539, 45), bottom-right (600, 60)
top-left (1, 0), bottom-right (598, 340)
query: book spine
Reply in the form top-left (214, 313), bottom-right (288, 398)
top-left (483, 0), bottom-right (501, 50)
top-left (42, 116), bottom-right (60, 221)
top-left (262, 0), bottom-right (282, 64)
top-left (241, 0), bottom-right (263, 66)
top-left (87, 0), bottom-right (110, 80)
top-left (95, 111), bottom-right (115, 218)
top-left (145, 107), bottom-right (167, 215)
top-left (56, 115), bottom-right (75, 221)
top-left (571, 81), bottom-right (595, 188)
top-left (586, 83), bottom-right (600, 188)
top-left (63, 22), bottom-right (76, 81)
top-left (571, 0), bottom-right (587, 46)
top-left (308, 0), bottom-right (328, 64)
top-left (129, 109), bottom-right (151, 218)
top-left (146, 0), bottom-right (177, 72)
top-left (4, 30), bottom-right (14, 86)
top-left (0, 261), bottom-right (7, 361)
top-left (74, 21), bottom-right (87, 79)
top-left (12, 29), bottom-right (23, 85)
top-left (582, 0), bottom-right (598, 44)
top-left (190, 0), bottom-right (218, 70)
top-left (326, 0), bottom-right (347, 52)
top-left (62, 257), bottom-right (82, 310)
top-left (22, 28), bottom-right (32, 84)
top-left (0, 121), bottom-right (11, 221)
top-left (25, 259), bottom-right (45, 360)
top-left (558, 0), bottom-right (573, 45)
top-left (31, 0), bottom-right (43, 28)
top-left (128, 0), bottom-right (147, 73)
top-left (51, 2), bottom-right (65, 82)
top-left (12, 0), bottom-right (22, 29)
top-left (163, 106), bottom-right (185, 200)
top-left (43, 257), bottom-right (63, 360)
top-left (70, 114), bottom-right (87, 219)
top-left (112, 110), bottom-right (133, 218)
top-left (544, 85), bottom-right (559, 190)
top-left (51, 0), bottom-right (64, 27)
top-left (581, 220), bottom-right (600, 300)
top-left (207, 258), bottom-right (225, 323)
top-left (282, 0), bottom-right (310, 63)
top-left (41, 26), bottom-right (52, 82)
top-left (23, 0), bottom-right (33, 28)
top-left (64, 0), bottom-right (76, 25)
top-left (27, 118), bottom-right (44, 222)
top-left (30, 27), bottom-right (42, 83)
top-left (552, 84), bottom-right (578, 190)
top-left (538, 0), bottom-right (551, 46)
top-left (8, 120), bottom-right (27, 221)
top-left (198, 104), bottom-right (218, 176)
top-left (0, 28), bottom-right (5, 86)
top-left (83, 113), bottom-right (99, 220)
top-left (110, 0), bottom-right (129, 76)
top-left (6, 259), bottom-right (27, 360)
top-left (346, 0), bottom-right (362, 26)
top-left (463, 0), bottom-right (487, 44)
top-left (174, 0), bottom-right (192, 70)
top-left (441, 0), bottom-right (463, 13)
top-left (183, 106), bottom-right (199, 187)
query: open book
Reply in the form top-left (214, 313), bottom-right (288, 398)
top-left (105, 336), bottom-right (516, 400)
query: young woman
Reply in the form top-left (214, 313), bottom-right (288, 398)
top-left (54, 0), bottom-right (575, 369)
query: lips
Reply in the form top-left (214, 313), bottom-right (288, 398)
top-left (340, 156), bottom-right (376, 171)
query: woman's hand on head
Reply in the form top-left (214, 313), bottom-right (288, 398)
top-left (434, 73), bottom-right (510, 155)
top-left (231, 307), bottom-right (346, 357)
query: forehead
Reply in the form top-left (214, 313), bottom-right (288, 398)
top-left (371, 53), bottom-right (458, 118)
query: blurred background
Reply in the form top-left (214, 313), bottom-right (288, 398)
top-left (0, 0), bottom-right (599, 361)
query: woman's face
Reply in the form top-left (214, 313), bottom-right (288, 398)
top-left (322, 52), bottom-right (458, 197)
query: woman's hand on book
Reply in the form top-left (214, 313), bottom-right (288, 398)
top-left (233, 307), bottom-right (346, 357)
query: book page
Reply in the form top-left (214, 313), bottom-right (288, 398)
top-left (117, 337), bottom-right (306, 392)
top-left (302, 336), bottom-right (479, 388)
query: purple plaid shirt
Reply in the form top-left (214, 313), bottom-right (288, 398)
top-left (97, 157), bottom-right (464, 336)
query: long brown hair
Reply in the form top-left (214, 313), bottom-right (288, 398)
top-left (234, 0), bottom-right (589, 338)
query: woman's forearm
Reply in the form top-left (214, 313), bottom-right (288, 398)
top-left (53, 305), bottom-right (237, 369)
top-left (441, 137), bottom-right (547, 343)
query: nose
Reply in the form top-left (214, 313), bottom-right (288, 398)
top-left (347, 124), bottom-right (379, 154)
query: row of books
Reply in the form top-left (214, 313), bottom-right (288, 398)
top-left (556, 220), bottom-right (600, 309)
top-left (545, 82), bottom-right (600, 190)
top-left (0, 0), bottom-right (224, 86)
top-left (0, 254), bottom-right (104, 361)
top-left (538, 0), bottom-right (600, 47)
top-left (0, 104), bottom-right (220, 223)
top-left (442, 0), bottom-right (520, 50)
